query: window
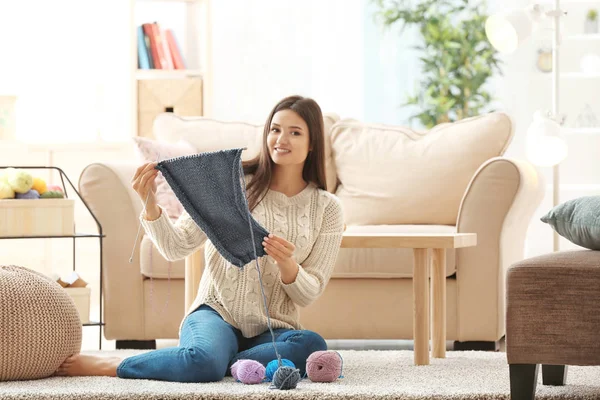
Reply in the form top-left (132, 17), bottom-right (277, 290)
top-left (0, 0), bottom-right (131, 143)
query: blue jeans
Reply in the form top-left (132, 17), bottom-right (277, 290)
top-left (116, 305), bottom-right (327, 382)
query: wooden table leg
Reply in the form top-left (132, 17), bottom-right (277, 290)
top-left (413, 248), bottom-right (429, 366)
top-left (431, 248), bottom-right (446, 358)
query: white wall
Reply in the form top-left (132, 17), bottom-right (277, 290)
top-left (210, 0), bottom-right (365, 123)
top-left (209, 0), bottom-right (422, 126)
top-left (0, 0), bottom-right (131, 143)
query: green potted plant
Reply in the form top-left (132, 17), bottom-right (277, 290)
top-left (585, 9), bottom-right (598, 34)
top-left (373, 0), bottom-right (502, 128)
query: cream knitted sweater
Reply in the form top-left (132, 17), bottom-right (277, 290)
top-left (140, 182), bottom-right (344, 338)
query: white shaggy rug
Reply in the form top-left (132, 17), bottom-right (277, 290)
top-left (1, 350), bottom-right (600, 399)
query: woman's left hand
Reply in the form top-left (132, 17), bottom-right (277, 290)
top-left (262, 234), bottom-right (296, 269)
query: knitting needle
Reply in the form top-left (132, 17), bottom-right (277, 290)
top-left (129, 153), bottom-right (160, 263)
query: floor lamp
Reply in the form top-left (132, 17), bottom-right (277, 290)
top-left (485, 0), bottom-right (568, 252)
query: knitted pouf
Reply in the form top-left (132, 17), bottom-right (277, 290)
top-left (0, 265), bottom-right (82, 381)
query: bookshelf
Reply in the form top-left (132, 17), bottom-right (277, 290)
top-left (131, 0), bottom-right (212, 138)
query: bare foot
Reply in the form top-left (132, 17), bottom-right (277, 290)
top-left (55, 354), bottom-right (121, 377)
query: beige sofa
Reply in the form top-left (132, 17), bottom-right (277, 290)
top-left (79, 111), bottom-right (543, 349)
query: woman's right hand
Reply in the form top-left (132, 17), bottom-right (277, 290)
top-left (131, 162), bottom-right (161, 220)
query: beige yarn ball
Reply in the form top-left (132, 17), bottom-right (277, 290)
top-left (0, 265), bottom-right (82, 381)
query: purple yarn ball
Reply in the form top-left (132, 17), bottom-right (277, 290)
top-left (306, 350), bottom-right (343, 383)
top-left (15, 190), bottom-right (40, 199)
top-left (232, 359), bottom-right (265, 384)
top-left (230, 359), bottom-right (242, 380)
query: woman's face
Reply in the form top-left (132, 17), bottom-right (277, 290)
top-left (267, 109), bottom-right (311, 168)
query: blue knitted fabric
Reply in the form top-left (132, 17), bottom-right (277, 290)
top-left (155, 148), bottom-right (269, 268)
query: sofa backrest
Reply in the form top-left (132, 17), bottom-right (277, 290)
top-left (330, 112), bottom-right (514, 225)
top-left (153, 114), bottom-right (263, 159)
top-left (152, 113), bottom-right (341, 193)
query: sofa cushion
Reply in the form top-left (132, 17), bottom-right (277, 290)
top-left (332, 224), bottom-right (456, 279)
top-left (140, 235), bottom-right (185, 279)
top-left (152, 112), bottom-right (341, 193)
top-left (331, 112), bottom-right (514, 225)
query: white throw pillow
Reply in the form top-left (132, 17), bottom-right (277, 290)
top-left (132, 137), bottom-right (197, 220)
top-left (153, 114), bottom-right (263, 161)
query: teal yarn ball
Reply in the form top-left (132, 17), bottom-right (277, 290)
top-left (272, 365), bottom-right (301, 390)
top-left (265, 358), bottom-right (295, 381)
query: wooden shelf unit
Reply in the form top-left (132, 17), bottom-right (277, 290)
top-left (131, 0), bottom-right (212, 138)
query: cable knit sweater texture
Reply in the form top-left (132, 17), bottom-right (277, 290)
top-left (140, 181), bottom-right (345, 338)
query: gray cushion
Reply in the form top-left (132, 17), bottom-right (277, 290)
top-left (541, 196), bottom-right (600, 250)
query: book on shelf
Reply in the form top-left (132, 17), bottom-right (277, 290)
top-left (166, 29), bottom-right (186, 69)
top-left (137, 26), bottom-right (151, 69)
top-left (137, 22), bottom-right (186, 71)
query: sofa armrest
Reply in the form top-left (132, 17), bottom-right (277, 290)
top-left (455, 157), bottom-right (544, 342)
top-left (78, 162), bottom-right (146, 340)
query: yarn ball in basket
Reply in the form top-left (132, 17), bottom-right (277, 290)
top-left (7, 169), bottom-right (33, 194)
top-left (31, 177), bottom-right (48, 195)
top-left (40, 190), bottom-right (64, 199)
top-left (0, 265), bottom-right (82, 381)
top-left (0, 182), bottom-right (14, 199)
top-left (0, 168), bottom-right (14, 184)
top-left (306, 350), bottom-right (343, 382)
top-left (15, 189), bottom-right (40, 200)
top-left (230, 359), bottom-right (265, 384)
top-left (265, 358), bottom-right (295, 381)
top-left (47, 184), bottom-right (64, 193)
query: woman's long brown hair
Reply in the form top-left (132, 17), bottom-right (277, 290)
top-left (242, 95), bottom-right (327, 211)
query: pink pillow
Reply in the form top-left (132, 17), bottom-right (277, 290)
top-left (132, 137), bottom-right (197, 220)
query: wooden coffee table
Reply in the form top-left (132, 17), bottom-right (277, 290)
top-left (185, 232), bottom-right (477, 366)
top-left (340, 232), bottom-right (477, 366)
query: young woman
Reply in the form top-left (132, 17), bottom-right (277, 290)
top-left (56, 95), bottom-right (345, 382)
